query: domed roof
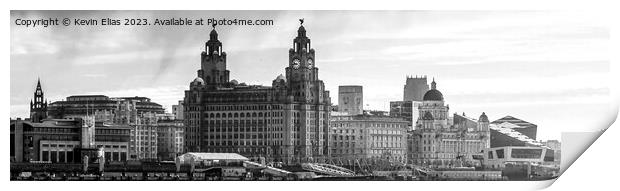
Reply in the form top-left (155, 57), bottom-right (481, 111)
top-left (423, 89), bottom-right (444, 101)
top-left (479, 112), bottom-right (489, 122)
top-left (192, 77), bottom-right (205, 85)
top-left (275, 74), bottom-right (286, 82)
top-left (230, 79), bottom-right (239, 85)
top-left (423, 78), bottom-right (444, 101)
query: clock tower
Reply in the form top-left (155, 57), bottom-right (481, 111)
top-left (286, 20), bottom-right (322, 103)
top-left (199, 25), bottom-right (229, 86)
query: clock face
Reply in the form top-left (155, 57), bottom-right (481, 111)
top-left (292, 58), bottom-right (301, 69)
top-left (307, 59), bottom-right (313, 68)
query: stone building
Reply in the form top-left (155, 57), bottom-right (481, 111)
top-left (338, 85), bottom-right (363, 115)
top-left (183, 22), bottom-right (331, 164)
top-left (330, 114), bottom-right (408, 162)
top-left (29, 78), bottom-right (48, 123)
top-left (156, 118), bottom-right (184, 160)
top-left (172, 100), bottom-right (184, 120)
top-left (409, 79), bottom-right (490, 167)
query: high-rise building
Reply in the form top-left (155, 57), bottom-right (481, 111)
top-left (338, 85), bottom-right (363, 115)
top-left (156, 118), bottom-right (184, 161)
top-left (391, 75), bottom-right (429, 129)
top-left (389, 100), bottom-right (422, 130)
top-left (183, 22), bottom-right (332, 164)
top-left (403, 75), bottom-right (429, 102)
top-left (172, 100), bottom-right (184, 120)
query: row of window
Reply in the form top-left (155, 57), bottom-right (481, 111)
top-left (189, 104), bottom-right (285, 112)
top-left (40, 150), bottom-right (128, 163)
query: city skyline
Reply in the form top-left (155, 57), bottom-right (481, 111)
top-left (10, 10), bottom-right (611, 141)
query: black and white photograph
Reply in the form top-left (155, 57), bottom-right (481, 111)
top-left (5, 6), bottom-right (618, 189)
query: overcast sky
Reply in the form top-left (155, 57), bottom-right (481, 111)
top-left (10, 11), bottom-right (611, 141)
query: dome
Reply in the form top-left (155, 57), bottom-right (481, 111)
top-left (479, 112), bottom-right (489, 122)
top-left (230, 79), bottom-right (239, 85)
top-left (192, 77), bottom-right (205, 85)
top-left (275, 74), bottom-right (286, 82)
top-left (423, 89), bottom-right (444, 101)
top-left (423, 78), bottom-right (444, 101)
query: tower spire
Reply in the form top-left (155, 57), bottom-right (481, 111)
top-left (431, 78), bottom-right (437, 90)
top-left (30, 78), bottom-right (47, 123)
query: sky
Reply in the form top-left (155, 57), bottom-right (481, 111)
top-left (10, 11), bottom-right (613, 141)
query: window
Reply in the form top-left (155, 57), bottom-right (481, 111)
top-left (67, 151), bottom-right (73, 163)
top-left (59, 151), bottom-right (66, 162)
top-left (42, 151), bottom-right (49, 161)
top-left (544, 150), bottom-right (555, 162)
top-left (51, 151), bottom-right (57, 163)
top-left (496, 149), bottom-right (505, 159)
top-left (511, 148), bottom-right (542, 159)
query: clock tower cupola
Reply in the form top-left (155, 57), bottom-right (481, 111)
top-left (285, 19), bottom-right (325, 104)
top-left (199, 24), bottom-right (230, 87)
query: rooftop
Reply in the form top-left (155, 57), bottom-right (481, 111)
top-left (491, 116), bottom-right (537, 128)
top-left (490, 123), bottom-right (548, 149)
top-left (180, 152), bottom-right (249, 161)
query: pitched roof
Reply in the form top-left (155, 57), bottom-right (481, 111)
top-left (491, 115), bottom-right (536, 128)
top-left (490, 123), bottom-right (548, 148)
top-left (181, 152), bottom-right (249, 161)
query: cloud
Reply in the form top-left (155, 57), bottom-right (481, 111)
top-left (10, 11), bottom-right (611, 141)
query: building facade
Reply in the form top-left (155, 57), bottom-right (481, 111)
top-left (403, 75), bottom-right (429, 102)
top-left (157, 119), bottom-right (185, 160)
top-left (11, 80), bottom-right (133, 163)
top-left (389, 100), bottom-right (423, 130)
top-left (10, 117), bottom-right (131, 163)
top-left (172, 100), bottom-right (184, 120)
top-left (337, 85), bottom-right (363, 115)
top-left (183, 23), bottom-right (332, 164)
top-left (47, 95), bottom-right (164, 160)
top-left (409, 80), bottom-right (490, 167)
top-left (330, 114), bottom-right (408, 162)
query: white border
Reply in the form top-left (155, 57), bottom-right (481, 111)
top-left (3, 1), bottom-right (619, 190)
